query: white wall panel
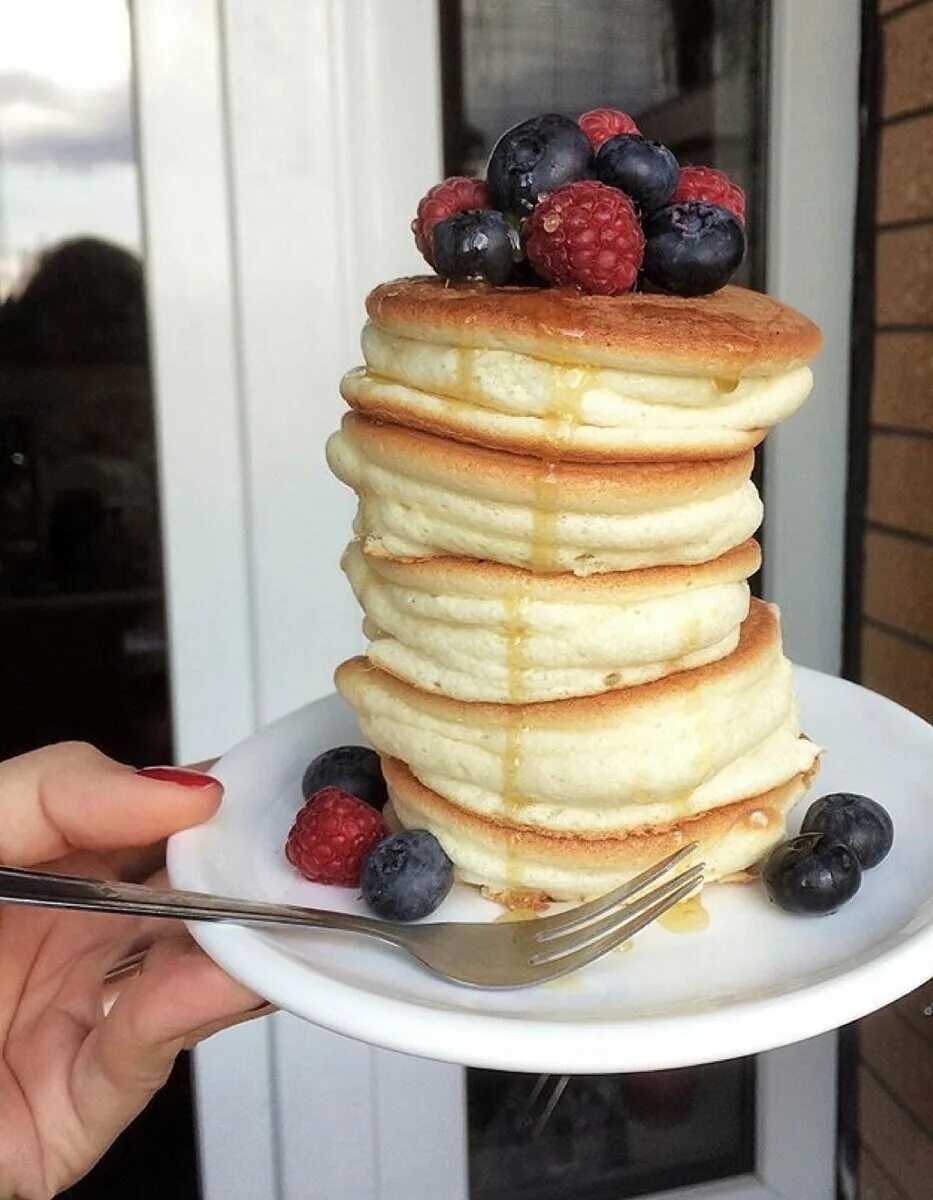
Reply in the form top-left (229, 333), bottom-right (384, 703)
top-left (764, 0), bottom-right (860, 674)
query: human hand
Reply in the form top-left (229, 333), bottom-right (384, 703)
top-left (0, 742), bottom-right (268, 1200)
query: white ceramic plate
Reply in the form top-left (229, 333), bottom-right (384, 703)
top-left (168, 668), bottom-right (933, 1073)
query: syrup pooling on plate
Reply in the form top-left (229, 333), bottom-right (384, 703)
top-left (659, 894), bottom-right (709, 933)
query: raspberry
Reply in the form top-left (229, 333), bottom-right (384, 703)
top-left (578, 108), bottom-right (641, 151)
top-left (412, 177), bottom-right (492, 266)
top-left (524, 181), bottom-right (644, 295)
top-left (672, 166), bottom-right (745, 222)
top-left (285, 786), bottom-right (385, 886)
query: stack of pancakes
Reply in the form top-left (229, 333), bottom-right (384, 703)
top-left (328, 277), bottom-right (823, 902)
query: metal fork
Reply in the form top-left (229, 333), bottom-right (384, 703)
top-left (0, 845), bottom-right (702, 989)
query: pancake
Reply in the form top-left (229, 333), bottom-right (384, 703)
top-left (366, 277), bottom-right (823, 376)
top-left (340, 325), bottom-right (814, 461)
top-left (384, 759), bottom-right (818, 899)
top-left (335, 600), bottom-right (820, 832)
top-left (342, 539), bottom-right (760, 702)
top-left (326, 413), bottom-right (762, 574)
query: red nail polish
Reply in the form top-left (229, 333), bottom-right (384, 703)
top-left (136, 766), bottom-right (222, 789)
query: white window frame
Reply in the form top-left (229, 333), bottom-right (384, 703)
top-left (133, 1), bottom-right (858, 1198)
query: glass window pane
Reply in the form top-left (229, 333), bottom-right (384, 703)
top-left (0, 0), bottom-right (171, 767)
top-left (468, 1062), bottom-right (755, 1200)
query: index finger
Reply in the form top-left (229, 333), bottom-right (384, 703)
top-left (0, 742), bottom-right (223, 867)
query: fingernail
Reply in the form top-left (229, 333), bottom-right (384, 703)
top-left (136, 766), bottom-right (222, 790)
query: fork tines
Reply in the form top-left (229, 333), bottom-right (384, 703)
top-left (525, 844), bottom-right (705, 975)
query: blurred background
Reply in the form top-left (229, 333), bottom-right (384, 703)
top-left (0, 1), bottom-right (929, 1198)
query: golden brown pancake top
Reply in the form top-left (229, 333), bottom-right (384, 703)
top-left (338, 412), bottom-right (755, 512)
top-left (366, 277), bottom-right (823, 377)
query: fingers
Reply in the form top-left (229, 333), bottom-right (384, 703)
top-left (72, 937), bottom-right (266, 1149)
top-left (0, 742), bottom-right (223, 867)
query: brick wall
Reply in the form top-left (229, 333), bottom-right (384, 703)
top-left (853, 4), bottom-right (933, 1198)
top-left (856, 0), bottom-right (933, 721)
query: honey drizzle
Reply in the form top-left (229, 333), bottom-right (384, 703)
top-left (528, 367), bottom-right (592, 572)
top-left (500, 364), bottom-right (594, 891)
top-left (659, 894), bottom-right (709, 934)
top-left (502, 582), bottom-right (530, 888)
top-left (682, 616), bottom-right (704, 656)
top-left (494, 907), bottom-right (539, 924)
top-left (530, 463), bottom-right (560, 571)
top-left (454, 347), bottom-right (483, 404)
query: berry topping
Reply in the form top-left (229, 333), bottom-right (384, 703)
top-left (486, 113), bottom-right (593, 219)
top-left (361, 829), bottom-right (454, 921)
top-left (763, 833), bottom-right (862, 916)
top-left (672, 166), bottom-right (746, 223)
top-left (286, 786), bottom-right (386, 886)
top-left (596, 134), bottom-right (679, 213)
top-left (642, 201), bottom-right (746, 296)
top-left (524, 181), bottom-right (644, 295)
top-left (432, 209), bottom-right (517, 285)
top-left (301, 745), bottom-right (388, 810)
top-left (578, 107), bottom-right (641, 150)
top-left (801, 793), bottom-right (894, 870)
top-left (412, 176), bottom-right (492, 266)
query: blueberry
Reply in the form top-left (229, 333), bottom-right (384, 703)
top-left (486, 113), bottom-right (593, 219)
top-left (642, 201), bottom-right (746, 296)
top-left (763, 833), bottom-right (861, 916)
top-left (431, 210), bottom-right (517, 285)
top-left (801, 793), bottom-right (894, 869)
top-left (301, 745), bottom-right (387, 810)
top-left (361, 829), bottom-right (454, 921)
top-left (596, 135), bottom-right (679, 213)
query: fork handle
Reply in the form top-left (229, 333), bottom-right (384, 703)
top-left (0, 866), bottom-right (408, 947)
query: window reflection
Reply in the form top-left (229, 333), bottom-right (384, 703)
top-left (0, 2), bottom-right (170, 765)
top-left (468, 1063), bottom-right (755, 1199)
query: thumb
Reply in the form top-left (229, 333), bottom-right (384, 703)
top-left (0, 742), bottom-right (223, 866)
top-left (71, 938), bottom-right (264, 1152)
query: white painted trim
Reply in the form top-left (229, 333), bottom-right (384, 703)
top-left (211, 2), bottom-right (451, 1198)
top-left (131, 0), bottom-right (258, 761)
top-left (131, 4), bottom-right (277, 1198)
top-left (757, 1034), bottom-right (838, 1200)
top-left (372, 1051), bottom-right (469, 1200)
top-left (764, 0), bottom-right (861, 673)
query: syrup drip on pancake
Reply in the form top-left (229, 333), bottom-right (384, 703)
top-left (502, 368), bottom-right (592, 888)
top-left (529, 368), bottom-right (592, 571)
top-left (502, 583), bottom-right (530, 886)
top-left (454, 346), bottom-right (483, 405)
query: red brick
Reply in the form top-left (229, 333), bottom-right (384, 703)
top-left (883, 3), bottom-right (933, 118)
top-left (875, 227), bottom-right (933, 327)
top-left (872, 333), bottom-right (933, 432)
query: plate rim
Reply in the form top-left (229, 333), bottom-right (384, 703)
top-left (168, 666), bottom-right (933, 1073)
